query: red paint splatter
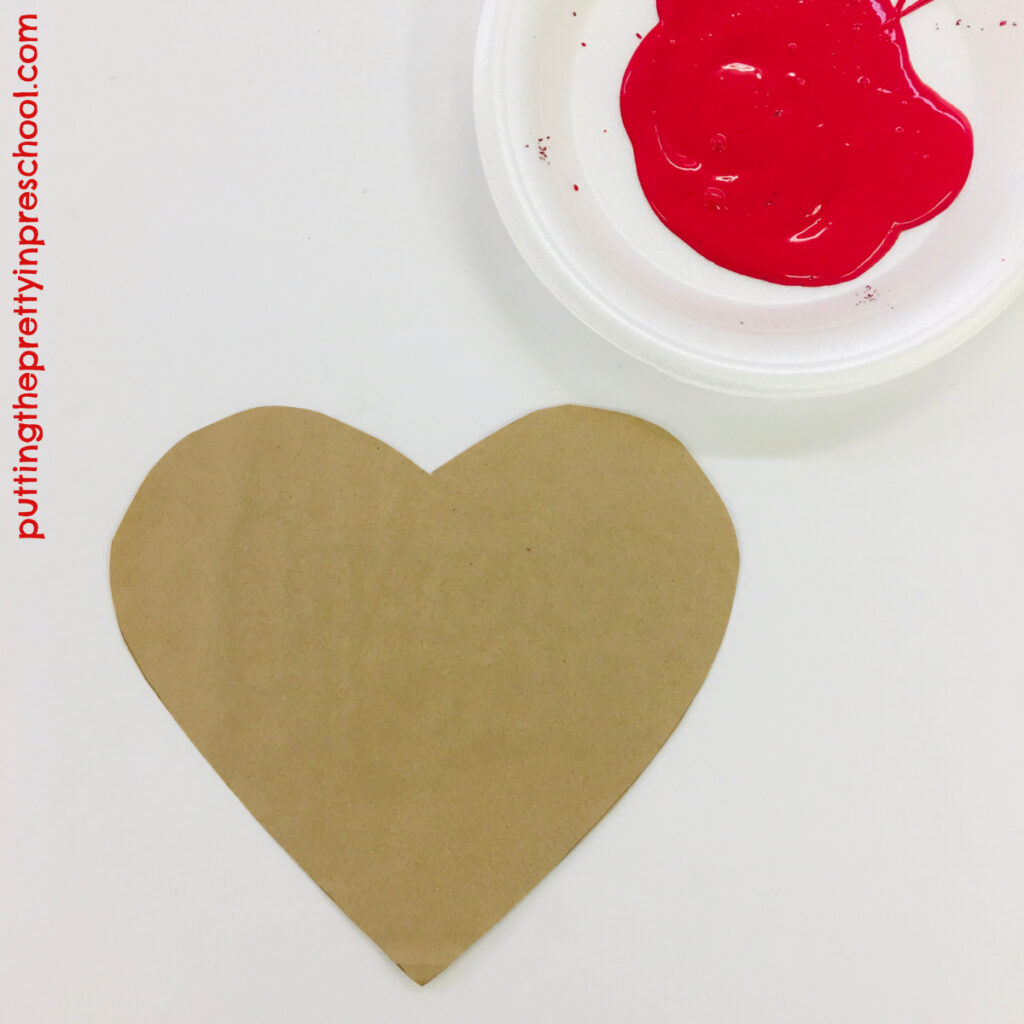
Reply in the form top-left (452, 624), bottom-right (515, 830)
top-left (856, 282), bottom-right (880, 305)
top-left (573, 184), bottom-right (580, 191)
top-left (620, 0), bottom-right (973, 286)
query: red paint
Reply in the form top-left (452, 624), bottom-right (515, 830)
top-left (621, 0), bottom-right (973, 285)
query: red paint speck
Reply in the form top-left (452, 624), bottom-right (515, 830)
top-left (573, 184), bottom-right (580, 191)
top-left (1000, 19), bottom-right (1007, 25)
top-left (581, 41), bottom-right (587, 47)
top-left (636, 32), bottom-right (643, 38)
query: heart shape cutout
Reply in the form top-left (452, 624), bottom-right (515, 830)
top-left (110, 405), bottom-right (738, 984)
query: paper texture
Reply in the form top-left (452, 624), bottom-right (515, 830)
top-left (110, 405), bottom-right (739, 984)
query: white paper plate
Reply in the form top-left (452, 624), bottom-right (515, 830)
top-left (474, 0), bottom-right (1024, 396)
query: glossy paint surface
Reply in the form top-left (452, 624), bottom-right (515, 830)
top-left (621, 0), bottom-right (974, 285)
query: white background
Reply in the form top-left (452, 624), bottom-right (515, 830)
top-left (2, 2), bottom-right (1023, 1021)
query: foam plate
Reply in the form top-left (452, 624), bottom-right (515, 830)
top-left (474, 0), bottom-right (1024, 395)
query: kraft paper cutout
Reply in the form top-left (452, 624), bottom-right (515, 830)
top-left (110, 405), bottom-right (739, 984)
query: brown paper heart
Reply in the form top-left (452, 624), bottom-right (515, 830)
top-left (110, 405), bottom-right (738, 984)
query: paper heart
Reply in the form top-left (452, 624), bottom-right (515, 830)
top-left (110, 405), bottom-right (738, 984)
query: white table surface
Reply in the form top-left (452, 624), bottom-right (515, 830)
top-left (2, 3), bottom-right (1022, 1022)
